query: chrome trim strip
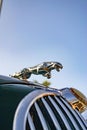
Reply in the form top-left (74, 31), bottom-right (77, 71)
top-left (41, 97), bottom-right (62, 130)
top-left (48, 96), bottom-right (72, 130)
top-left (34, 102), bottom-right (49, 130)
top-left (61, 97), bottom-right (86, 130)
top-left (75, 110), bottom-right (87, 128)
top-left (27, 112), bottom-right (36, 130)
top-left (55, 96), bottom-right (80, 130)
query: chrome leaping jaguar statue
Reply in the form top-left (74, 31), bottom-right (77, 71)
top-left (11, 61), bottom-right (63, 80)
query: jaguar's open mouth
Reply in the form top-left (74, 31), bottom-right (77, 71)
top-left (56, 65), bottom-right (63, 71)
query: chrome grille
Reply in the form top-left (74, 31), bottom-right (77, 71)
top-left (13, 90), bottom-right (87, 130)
top-left (26, 95), bottom-right (87, 130)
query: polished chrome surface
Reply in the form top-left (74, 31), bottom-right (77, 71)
top-left (41, 97), bottom-right (62, 130)
top-left (60, 88), bottom-right (87, 113)
top-left (61, 97), bottom-right (87, 130)
top-left (55, 96), bottom-right (79, 130)
top-left (11, 61), bottom-right (63, 79)
top-left (34, 102), bottom-right (49, 130)
top-left (48, 96), bottom-right (72, 130)
top-left (75, 109), bottom-right (87, 127)
top-left (27, 112), bottom-right (36, 130)
top-left (13, 89), bottom-right (87, 130)
top-left (81, 109), bottom-right (87, 122)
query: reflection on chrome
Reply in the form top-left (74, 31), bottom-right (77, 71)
top-left (60, 88), bottom-right (87, 113)
top-left (70, 88), bottom-right (87, 113)
top-left (81, 109), bottom-right (87, 121)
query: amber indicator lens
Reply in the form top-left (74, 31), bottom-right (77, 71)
top-left (70, 88), bottom-right (87, 113)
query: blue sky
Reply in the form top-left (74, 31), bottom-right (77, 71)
top-left (0, 0), bottom-right (87, 96)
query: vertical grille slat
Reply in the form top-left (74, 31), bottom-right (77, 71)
top-left (48, 96), bottom-right (72, 130)
top-left (60, 97), bottom-right (87, 130)
top-left (27, 112), bottom-right (36, 130)
top-left (34, 102), bottom-right (49, 130)
top-left (55, 96), bottom-right (80, 130)
top-left (41, 97), bottom-right (62, 130)
top-left (75, 109), bottom-right (87, 128)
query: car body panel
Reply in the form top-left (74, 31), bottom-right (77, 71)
top-left (0, 75), bottom-right (36, 130)
top-left (0, 75), bottom-right (87, 130)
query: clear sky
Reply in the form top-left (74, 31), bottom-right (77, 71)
top-left (0, 0), bottom-right (87, 96)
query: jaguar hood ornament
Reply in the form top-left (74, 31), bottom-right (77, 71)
top-left (11, 61), bottom-right (63, 80)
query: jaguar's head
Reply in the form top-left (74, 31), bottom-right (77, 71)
top-left (54, 62), bottom-right (63, 72)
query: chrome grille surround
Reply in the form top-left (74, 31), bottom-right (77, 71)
top-left (13, 90), bottom-right (87, 130)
